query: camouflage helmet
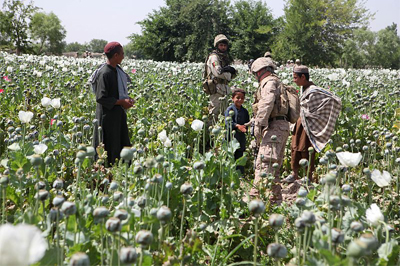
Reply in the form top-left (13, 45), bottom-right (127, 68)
top-left (264, 51), bottom-right (272, 57)
top-left (250, 57), bottom-right (277, 73)
top-left (214, 34), bottom-right (229, 47)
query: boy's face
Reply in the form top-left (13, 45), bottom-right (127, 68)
top-left (293, 73), bottom-right (306, 87)
top-left (232, 92), bottom-right (245, 108)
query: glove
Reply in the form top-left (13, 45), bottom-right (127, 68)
top-left (248, 59), bottom-right (254, 71)
top-left (222, 66), bottom-right (236, 75)
top-left (254, 125), bottom-right (263, 144)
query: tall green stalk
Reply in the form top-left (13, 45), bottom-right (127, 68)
top-left (253, 216), bottom-right (259, 266)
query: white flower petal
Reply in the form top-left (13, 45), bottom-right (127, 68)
top-left (176, 117), bottom-right (185, 127)
top-left (164, 138), bottom-right (172, 147)
top-left (158, 130), bottom-right (168, 143)
top-left (371, 169), bottom-right (391, 187)
top-left (366, 203), bottom-right (384, 227)
top-left (191, 119), bottom-right (204, 131)
top-left (50, 98), bottom-right (61, 109)
top-left (336, 152), bottom-right (362, 167)
top-left (382, 171), bottom-right (392, 185)
top-left (18, 111), bottom-right (34, 124)
top-left (0, 224), bottom-right (47, 266)
top-left (16, 224), bottom-right (47, 264)
top-left (8, 143), bottom-right (21, 151)
top-left (33, 144), bottom-right (47, 155)
top-left (41, 97), bottom-right (51, 108)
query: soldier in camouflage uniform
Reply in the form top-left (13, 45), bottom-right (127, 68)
top-left (250, 57), bottom-right (290, 202)
top-left (206, 34), bottom-right (237, 126)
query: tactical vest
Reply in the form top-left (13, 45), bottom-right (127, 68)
top-left (252, 74), bottom-right (287, 119)
top-left (203, 50), bottom-right (231, 85)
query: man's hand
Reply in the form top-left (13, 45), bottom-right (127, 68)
top-left (222, 66), bottom-right (236, 75)
top-left (236, 124), bottom-right (247, 133)
top-left (254, 125), bottom-right (263, 143)
top-left (117, 98), bottom-right (134, 109)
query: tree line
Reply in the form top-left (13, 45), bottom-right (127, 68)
top-left (1, 0), bottom-right (399, 69)
top-left (0, 0), bottom-right (111, 56)
top-left (130, 0), bottom-right (400, 69)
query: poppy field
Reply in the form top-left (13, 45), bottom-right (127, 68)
top-left (0, 52), bottom-right (400, 265)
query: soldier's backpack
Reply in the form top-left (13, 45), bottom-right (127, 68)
top-left (279, 83), bottom-right (300, 123)
top-left (202, 54), bottom-right (217, 95)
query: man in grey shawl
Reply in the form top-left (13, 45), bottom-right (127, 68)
top-left (89, 42), bottom-right (134, 166)
top-left (287, 65), bottom-right (341, 183)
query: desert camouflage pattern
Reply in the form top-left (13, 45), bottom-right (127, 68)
top-left (206, 53), bottom-right (232, 125)
top-left (251, 74), bottom-right (290, 202)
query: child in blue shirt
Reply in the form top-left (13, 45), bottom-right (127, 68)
top-left (225, 88), bottom-right (250, 174)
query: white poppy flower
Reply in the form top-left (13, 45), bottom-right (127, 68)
top-left (371, 170), bottom-right (392, 187)
top-left (327, 73), bottom-right (339, 81)
top-left (6, 66), bottom-right (13, 72)
top-left (18, 111), bottom-right (34, 124)
top-left (0, 224), bottom-right (48, 266)
top-left (50, 98), bottom-right (61, 109)
top-left (253, 81), bottom-right (259, 88)
top-left (164, 138), bottom-right (172, 147)
top-left (131, 208), bottom-right (141, 218)
top-left (366, 203), bottom-right (384, 227)
top-left (158, 130), bottom-right (168, 143)
top-left (33, 143), bottom-right (47, 155)
top-left (191, 119), bottom-right (204, 131)
top-left (176, 117), bottom-right (185, 127)
top-left (336, 152), bottom-right (362, 167)
top-left (7, 143), bottom-right (21, 151)
top-left (41, 97), bottom-right (52, 108)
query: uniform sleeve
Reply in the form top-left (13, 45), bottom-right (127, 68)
top-left (245, 109), bottom-right (250, 128)
top-left (96, 73), bottom-right (118, 110)
top-left (255, 80), bottom-right (278, 127)
top-left (207, 54), bottom-right (231, 81)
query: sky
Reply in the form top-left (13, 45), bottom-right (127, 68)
top-left (31, 0), bottom-right (400, 45)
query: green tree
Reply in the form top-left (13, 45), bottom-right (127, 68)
top-left (374, 23), bottom-right (400, 69)
top-left (0, 0), bottom-right (38, 54)
top-left (273, 0), bottom-right (371, 66)
top-left (124, 38), bottom-right (144, 59)
top-left (131, 0), bottom-right (231, 62)
top-left (64, 42), bottom-right (87, 53)
top-left (342, 28), bottom-right (376, 68)
top-left (229, 0), bottom-right (277, 61)
top-left (30, 11), bottom-right (66, 54)
top-left (88, 39), bottom-right (107, 53)
top-left (341, 24), bottom-right (400, 69)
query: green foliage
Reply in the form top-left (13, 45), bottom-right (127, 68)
top-left (342, 24), bottom-right (400, 69)
top-left (131, 0), bottom-right (231, 62)
top-left (374, 24), bottom-right (400, 69)
top-left (65, 42), bottom-right (87, 53)
top-left (0, 0), bottom-right (38, 54)
top-left (229, 0), bottom-right (277, 61)
top-left (271, 0), bottom-right (370, 66)
top-left (30, 11), bottom-right (66, 55)
top-left (342, 27), bottom-right (376, 68)
top-left (88, 39), bottom-right (107, 53)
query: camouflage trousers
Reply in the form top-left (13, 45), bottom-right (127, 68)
top-left (252, 120), bottom-right (290, 199)
top-left (207, 92), bottom-right (228, 127)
